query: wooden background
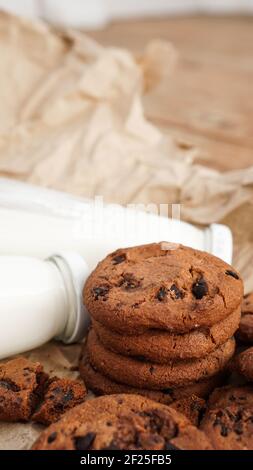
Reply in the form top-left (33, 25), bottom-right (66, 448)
top-left (90, 15), bottom-right (253, 172)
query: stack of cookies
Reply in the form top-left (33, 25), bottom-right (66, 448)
top-left (80, 243), bottom-right (243, 403)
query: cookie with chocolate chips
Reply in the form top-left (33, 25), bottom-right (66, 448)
top-left (93, 307), bottom-right (240, 362)
top-left (85, 329), bottom-right (235, 390)
top-left (0, 357), bottom-right (48, 422)
top-left (83, 243), bottom-right (243, 334)
top-left (234, 347), bottom-right (253, 382)
top-left (200, 404), bottom-right (253, 450)
top-left (208, 385), bottom-right (253, 409)
top-left (237, 293), bottom-right (253, 344)
top-left (32, 394), bottom-right (212, 450)
top-left (32, 376), bottom-right (87, 425)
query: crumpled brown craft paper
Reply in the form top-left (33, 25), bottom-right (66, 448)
top-left (0, 11), bottom-right (253, 449)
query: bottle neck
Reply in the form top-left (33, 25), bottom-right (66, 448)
top-left (47, 256), bottom-right (77, 342)
top-left (46, 253), bottom-right (90, 344)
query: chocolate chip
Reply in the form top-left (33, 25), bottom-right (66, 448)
top-left (156, 287), bottom-right (167, 301)
top-left (220, 424), bottom-right (229, 437)
top-left (47, 432), bottom-right (57, 444)
top-left (170, 284), bottom-right (184, 299)
top-left (225, 270), bottom-right (239, 280)
top-left (62, 390), bottom-right (74, 403)
top-left (0, 380), bottom-right (20, 392)
top-left (149, 366), bottom-right (155, 374)
top-left (112, 254), bottom-right (126, 265)
top-left (234, 410), bottom-right (243, 422)
top-left (54, 402), bottom-right (65, 412)
top-left (132, 302), bottom-right (141, 308)
top-left (229, 395), bottom-right (236, 402)
top-left (164, 442), bottom-right (180, 450)
top-left (125, 282), bottom-right (138, 290)
top-left (226, 409), bottom-right (236, 421)
top-left (119, 273), bottom-right (141, 290)
top-left (139, 410), bottom-right (163, 434)
top-left (192, 278), bottom-right (208, 300)
top-left (74, 432), bottom-right (96, 450)
top-left (214, 410), bottom-right (224, 426)
top-left (234, 422), bottom-right (243, 435)
top-left (141, 411), bottom-right (178, 439)
top-left (92, 286), bottom-right (109, 300)
top-left (52, 387), bottom-right (63, 395)
top-left (134, 431), bottom-right (145, 448)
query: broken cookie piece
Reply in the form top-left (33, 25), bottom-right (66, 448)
top-left (170, 395), bottom-right (206, 426)
top-left (0, 357), bottom-right (87, 425)
top-left (32, 376), bottom-right (87, 425)
top-left (0, 357), bottom-right (48, 422)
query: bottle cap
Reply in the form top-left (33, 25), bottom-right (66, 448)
top-left (48, 252), bottom-right (90, 343)
top-left (205, 224), bottom-right (233, 264)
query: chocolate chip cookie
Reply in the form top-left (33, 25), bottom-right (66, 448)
top-left (83, 243), bottom-right (243, 334)
top-left (200, 405), bottom-right (253, 450)
top-left (32, 377), bottom-right (87, 425)
top-left (32, 394), bottom-right (212, 450)
top-left (0, 357), bottom-right (48, 422)
top-left (237, 293), bottom-right (253, 344)
top-left (86, 329), bottom-right (235, 390)
top-left (208, 385), bottom-right (253, 409)
top-left (234, 347), bottom-right (253, 382)
top-left (80, 348), bottom-right (223, 404)
top-left (93, 307), bottom-right (240, 362)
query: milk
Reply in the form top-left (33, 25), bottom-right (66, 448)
top-left (0, 179), bottom-right (233, 267)
top-left (0, 253), bottom-right (89, 359)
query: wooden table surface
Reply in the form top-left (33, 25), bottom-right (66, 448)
top-left (90, 16), bottom-right (253, 172)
